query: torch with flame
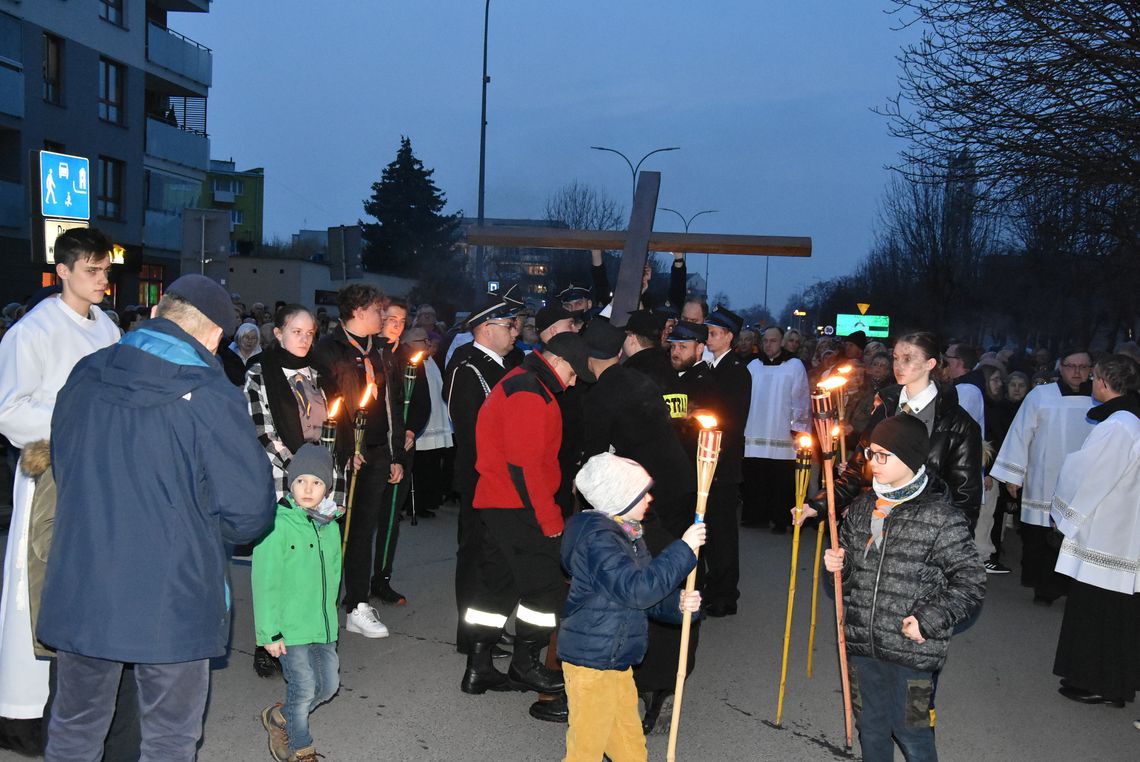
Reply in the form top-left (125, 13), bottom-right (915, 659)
top-left (809, 390), bottom-right (854, 748)
top-left (321, 397), bottom-right (343, 455)
top-left (667, 415), bottom-right (721, 762)
top-left (776, 434), bottom-right (814, 726)
top-left (341, 383), bottom-right (376, 562)
top-left (819, 371), bottom-right (851, 463)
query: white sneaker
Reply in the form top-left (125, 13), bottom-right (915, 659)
top-left (345, 603), bottom-right (389, 638)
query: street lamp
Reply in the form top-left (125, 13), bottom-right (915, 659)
top-left (590, 145), bottom-right (679, 207)
top-left (476, 0), bottom-right (492, 289)
top-left (660, 207), bottom-right (717, 296)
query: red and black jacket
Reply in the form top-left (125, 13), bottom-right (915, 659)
top-left (473, 352), bottom-right (567, 536)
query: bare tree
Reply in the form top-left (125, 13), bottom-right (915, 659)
top-left (544, 180), bottom-right (625, 231)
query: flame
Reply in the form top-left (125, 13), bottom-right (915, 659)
top-left (817, 375), bottom-right (848, 392)
top-left (328, 397), bottom-right (343, 419)
top-left (831, 425), bottom-right (841, 438)
top-left (837, 364), bottom-right (853, 375)
top-left (410, 351), bottom-right (424, 365)
top-left (797, 434), bottom-right (813, 450)
top-left (358, 383), bottom-right (376, 408)
top-left (695, 414), bottom-right (718, 429)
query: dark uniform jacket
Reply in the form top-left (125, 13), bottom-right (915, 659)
top-left (811, 381), bottom-right (982, 527)
top-left (313, 326), bottom-right (405, 465)
top-left (582, 364), bottom-right (695, 543)
top-left (444, 342), bottom-right (517, 495)
top-left (837, 478), bottom-right (985, 672)
top-left (704, 351), bottom-right (753, 484)
top-left (623, 346), bottom-right (674, 395)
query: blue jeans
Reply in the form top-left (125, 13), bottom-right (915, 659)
top-left (279, 642), bottom-right (339, 751)
top-left (849, 654), bottom-right (937, 762)
top-left (47, 651), bottom-right (208, 762)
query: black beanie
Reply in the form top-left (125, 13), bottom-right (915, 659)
top-left (868, 415), bottom-right (929, 473)
top-left (287, 443), bottom-right (335, 491)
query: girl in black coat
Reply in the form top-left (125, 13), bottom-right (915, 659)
top-left (802, 331), bottom-right (983, 529)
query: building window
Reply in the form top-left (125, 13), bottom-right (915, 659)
top-left (97, 156), bottom-right (125, 220)
top-left (99, 0), bottom-right (125, 27)
top-left (43, 34), bottom-right (62, 104)
top-left (230, 209), bottom-right (244, 226)
top-left (138, 264), bottom-right (164, 307)
top-left (212, 178), bottom-right (244, 196)
top-left (98, 58), bottom-right (124, 124)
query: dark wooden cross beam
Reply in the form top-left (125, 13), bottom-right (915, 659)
top-left (465, 171), bottom-right (812, 327)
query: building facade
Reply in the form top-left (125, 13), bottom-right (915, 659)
top-left (0, 0), bottom-right (212, 307)
top-left (204, 158), bottom-right (263, 256)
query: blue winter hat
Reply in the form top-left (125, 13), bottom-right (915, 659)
top-left (667, 321), bottom-right (708, 344)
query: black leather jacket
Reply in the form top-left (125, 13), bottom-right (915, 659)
top-left (810, 381), bottom-right (983, 528)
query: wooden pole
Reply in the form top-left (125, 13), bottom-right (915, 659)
top-left (666, 423), bottom-right (721, 762)
top-left (776, 441), bottom-right (813, 726)
top-left (806, 520), bottom-right (826, 678)
top-left (811, 391), bottom-right (854, 749)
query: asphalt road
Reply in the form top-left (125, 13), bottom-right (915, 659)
top-left (2, 503), bottom-right (1137, 761)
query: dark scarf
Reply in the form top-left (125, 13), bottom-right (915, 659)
top-left (1088, 392), bottom-right (1140, 423)
top-left (260, 344), bottom-right (325, 454)
top-left (757, 348), bottom-right (796, 366)
top-left (1058, 379), bottom-right (1092, 397)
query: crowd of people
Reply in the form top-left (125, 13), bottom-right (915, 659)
top-left (0, 229), bottom-right (1137, 761)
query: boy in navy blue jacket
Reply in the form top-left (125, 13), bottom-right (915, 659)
top-left (558, 452), bottom-right (705, 762)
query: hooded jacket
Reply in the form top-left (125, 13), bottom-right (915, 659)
top-left (838, 478), bottom-right (986, 672)
top-left (557, 511), bottom-right (695, 670)
top-left (38, 318), bottom-right (275, 663)
top-left (811, 381), bottom-right (983, 527)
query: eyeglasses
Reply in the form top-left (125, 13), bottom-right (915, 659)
top-left (863, 447), bottom-right (895, 464)
top-left (1061, 363), bottom-right (1091, 372)
top-left (484, 320), bottom-right (515, 330)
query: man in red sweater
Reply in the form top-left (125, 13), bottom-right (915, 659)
top-left (460, 332), bottom-right (595, 699)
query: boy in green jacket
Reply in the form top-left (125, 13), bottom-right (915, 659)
top-left (253, 444), bottom-right (343, 762)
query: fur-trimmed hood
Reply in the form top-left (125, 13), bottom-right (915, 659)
top-left (20, 439), bottom-right (51, 478)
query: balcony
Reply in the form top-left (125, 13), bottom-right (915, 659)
top-left (149, 0), bottom-right (210, 12)
top-left (0, 180), bottom-right (25, 229)
top-left (0, 62), bottom-right (22, 118)
top-left (146, 117), bottom-right (209, 171)
top-left (146, 22), bottom-right (212, 89)
top-left (212, 189), bottom-right (234, 204)
top-left (143, 208), bottom-right (182, 252)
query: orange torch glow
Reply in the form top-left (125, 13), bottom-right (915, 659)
top-left (831, 425), bottom-right (841, 440)
top-left (410, 351), bottom-right (424, 365)
top-left (817, 375), bottom-right (848, 393)
top-left (797, 434), bottom-right (813, 451)
top-left (358, 383), bottom-right (376, 409)
top-left (328, 397), bottom-right (343, 420)
top-left (695, 414), bottom-right (718, 429)
top-left (837, 364), bottom-right (853, 376)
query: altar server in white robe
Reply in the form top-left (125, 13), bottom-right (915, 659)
top-left (1049, 354), bottom-right (1140, 707)
top-left (0, 230), bottom-right (119, 736)
top-left (990, 348), bottom-right (1095, 603)
top-left (741, 326), bottom-right (810, 533)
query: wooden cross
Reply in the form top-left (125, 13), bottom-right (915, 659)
top-left (465, 171), bottom-right (811, 327)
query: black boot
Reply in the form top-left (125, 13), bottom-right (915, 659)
top-left (641, 690), bottom-right (672, 734)
top-left (528, 693), bottom-right (569, 723)
top-left (507, 636), bottom-right (564, 693)
top-left (460, 642), bottom-right (515, 694)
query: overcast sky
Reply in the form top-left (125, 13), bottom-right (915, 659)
top-left (180, 1), bottom-right (919, 317)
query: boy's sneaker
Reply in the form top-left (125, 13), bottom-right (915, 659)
top-left (288, 746), bottom-right (323, 762)
top-left (345, 603), bottom-right (389, 638)
top-left (984, 559), bottom-right (1011, 574)
top-left (260, 703), bottom-right (289, 762)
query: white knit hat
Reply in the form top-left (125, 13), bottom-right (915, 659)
top-left (575, 452), bottom-right (654, 517)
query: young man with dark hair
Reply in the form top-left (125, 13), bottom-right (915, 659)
top-left (0, 227), bottom-right (120, 753)
top-left (315, 284), bottom-right (406, 637)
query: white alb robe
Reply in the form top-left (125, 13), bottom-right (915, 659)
top-left (990, 383), bottom-right (1094, 528)
top-left (1050, 409), bottom-right (1140, 595)
top-left (417, 356), bottom-right (453, 451)
top-left (0, 296), bottom-right (119, 718)
top-left (742, 356), bottom-right (810, 460)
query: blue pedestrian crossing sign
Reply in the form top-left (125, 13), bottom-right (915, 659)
top-left (39, 150), bottom-right (90, 220)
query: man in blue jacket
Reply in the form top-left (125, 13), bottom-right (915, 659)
top-left (38, 275), bottom-right (275, 762)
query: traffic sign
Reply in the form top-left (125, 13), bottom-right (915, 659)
top-left (824, 325), bottom-right (835, 336)
top-left (44, 219), bottom-right (89, 264)
top-left (39, 150), bottom-right (90, 220)
top-left (857, 302), bottom-right (870, 315)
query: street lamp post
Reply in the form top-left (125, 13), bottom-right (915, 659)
top-left (476, 0), bottom-right (491, 289)
top-left (590, 145), bottom-right (679, 208)
top-left (660, 207), bottom-right (717, 296)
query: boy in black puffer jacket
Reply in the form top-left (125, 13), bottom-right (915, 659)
top-left (824, 415), bottom-right (985, 762)
top-left (558, 453), bottom-right (705, 762)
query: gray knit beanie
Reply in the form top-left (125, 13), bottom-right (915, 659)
top-left (287, 443), bottom-right (334, 491)
top-left (575, 452), bottom-right (654, 517)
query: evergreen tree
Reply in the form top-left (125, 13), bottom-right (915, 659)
top-left (361, 136), bottom-right (460, 276)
